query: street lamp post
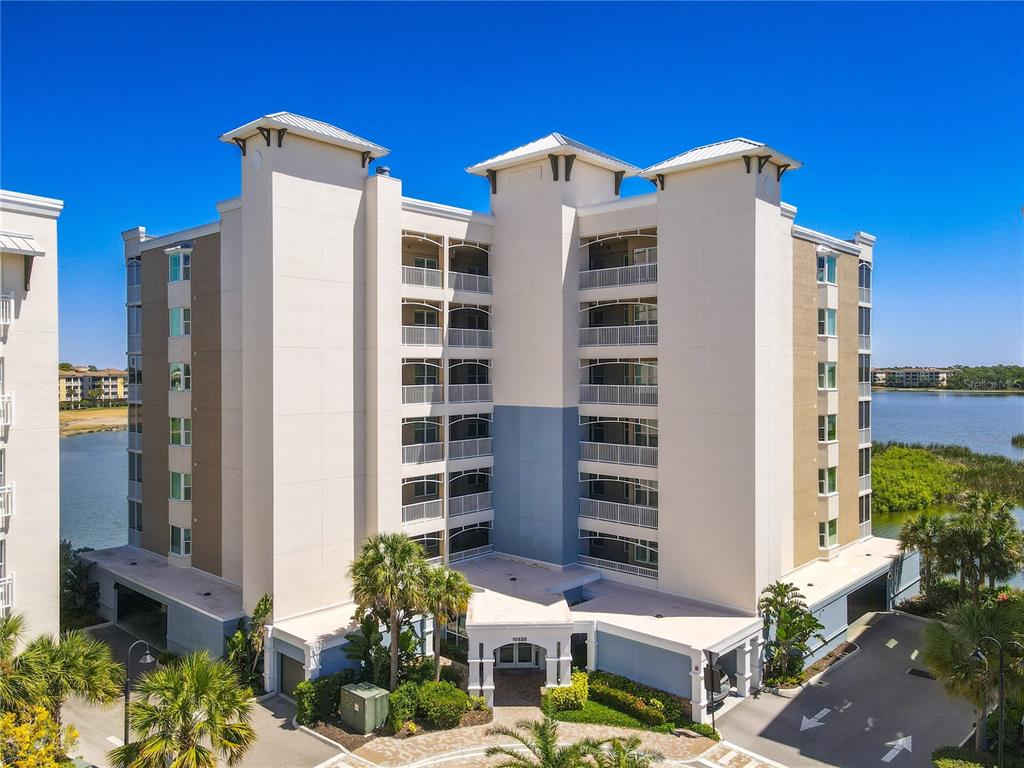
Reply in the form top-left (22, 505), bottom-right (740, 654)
top-left (972, 635), bottom-right (1024, 768)
top-left (124, 640), bottom-right (155, 745)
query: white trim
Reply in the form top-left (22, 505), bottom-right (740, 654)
top-left (401, 196), bottom-right (494, 226)
top-left (134, 221), bottom-right (220, 252)
top-left (793, 225), bottom-right (862, 256)
top-left (0, 189), bottom-right (64, 218)
top-left (576, 193), bottom-right (658, 218)
top-left (216, 197), bottom-right (242, 213)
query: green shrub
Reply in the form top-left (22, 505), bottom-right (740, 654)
top-left (388, 682), bottom-right (421, 732)
top-left (544, 671), bottom-right (588, 712)
top-left (684, 722), bottom-right (721, 740)
top-left (552, 699), bottom-right (646, 729)
top-left (932, 745), bottom-right (1024, 767)
top-left (440, 665), bottom-right (462, 686)
top-left (402, 656), bottom-right (436, 685)
top-left (987, 705), bottom-right (1024, 756)
top-left (417, 680), bottom-right (470, 729)
top-left (589, 671), bottom-right (687, 724)
top-left (294, 680), bottom-right (316, 725)
top-left (590, 682), bottom-right (666, 726)
top-left (293, 670), bottom-right (355, 725)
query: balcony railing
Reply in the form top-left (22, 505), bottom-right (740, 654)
top-left (448, 384), bottom-right (492, 403)
top-left (448, 491), bottom-right (493, 517)
top-left (446, 328), bottom-right (493, 348)
top-left (449, 437), bottom-right (492, 460)
top-left (450, 272), bottom-right (492, 294)
top-left (128, 480), bottom-right (142, 501)
top-left (859, 287), bottom-right (871, 305)
top-left (579, 442), bottom-right (657, 468)
top-left (127, 284), bottom-right (141, 305)
top-left (859, 520), bottom-right (872, 539)
top-left (0, 575), bottom-right (12, 612)
top-left (578, 497), bottom-right (657, 529)
top-left (128, 383), bottom-right (141, 403)
top-left (0, 484), bottom-right (12, 525)
top-left (402, 442), bottom-right (444, 464)
top-left (579, 263), bottom-right (657, 290)
top-left (858, 382), bottom-right (871, 399)
top-left (0, 293), bottom-right (12, 327)
top-left (578, 555), bottom-right (657, 579)
top-left (402, 385), bottom-right (444, 405)
top-left (579, 384), bottom-right (657, 406)
top-left (128, 334), bottom-right (142, 354)
top-left (859, 473), bottom-right (872, 493)
top-left (425, 556), bottom-right (444, 566)
top-left (0, 395), bottom-right (11, 428)
top-left (859, 334), bottom-right (871, 352)
top-left (449, 544), bottom-right (493, 563)
top-left (402, 499), bottom-right (444, 524)
top-left (859, 427), bottom-right (871, 445)
top-left (579, 325), bottom-right (658, 347)
top-left (402, 266), bottom-right (443, 288)
top-left (128, 432), bottom-right (142, 451)
top-left (402, 326), bottom-right (443, 346)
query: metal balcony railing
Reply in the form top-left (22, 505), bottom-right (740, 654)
top-left (579, 263), bottom-right (657, 290)
top-left (128, 480), bottom-right (142, 501)
top-left (0, 576), bottom-right (12, 612)
top-left (578, 555), bottom-right (657, 579)
top-left (128, 334), bottom-right (142, 354)
top-left (579, 384), bottom-right (657, 406)
top-left (859, 427), bottom-right (871, 445)
top-left (127, 284), bottom-right (141, 305)
top-left (859, 287), bottom-right (871, 305)
top-left (450, 272), bottom-right (492, 294)
top-left (449, 437), bottom-right (493, 460)
top-left (402, 499), bottom-right (444, 524)
top-left (448, 384), bottom-right (492, 403)
top-left (402, 266), bottom-right (443, 288)
top-left (449, 544), bottom-right (493, 563)
top-left (0, 395), bottom-right (11, 428)
top-left (858, 382), bottom-right (872, 399)
top-left (402, 326), bottom-right (443, 346)
top-left (859, 334), bottom-right (871, 352)
top-left (579, 442), bottom-right (657, 468)
top-left (128, 383), bottom-right (141, 403)
top-left (0, 484), bottom-right (12, 525)
top-left (859, 520), bottom-right (872, 539)
top-left (578, 497), bottom-right (658, 529)
top-left (446, 328), bottom-right (493, 348)
top-left (859, 473), bottom-right (872, 493)
top-left (402, 385), bottom-right (444, 405)
top-left (402, 442), bottom-right (444, 464)
top-left (0, 293), bottom-right (12, 327)
top-left (128, 432), bottom-right (142, 451)
top-left (579, 325), bottom-right (658, 347)
top-left (448, 491), bottom-right (492, 517)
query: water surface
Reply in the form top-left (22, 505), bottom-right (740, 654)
top-left (60, 430), bottom-right (127, 550)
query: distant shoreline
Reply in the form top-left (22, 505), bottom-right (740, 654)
top-left (59, 406), bottom-right (128, 437)
top-left (873, 388), bottom-right (1024, 396)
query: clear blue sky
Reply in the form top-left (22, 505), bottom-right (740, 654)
top-left (2, 1), bottom-right (1021, 369)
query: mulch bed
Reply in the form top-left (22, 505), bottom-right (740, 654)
top-left (803, 641), bottom-right (857, 680)
top-left (311, 721), bottom-right (377, 751)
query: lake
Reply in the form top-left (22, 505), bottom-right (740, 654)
top-left (60, 430), bottom-right (127, 550)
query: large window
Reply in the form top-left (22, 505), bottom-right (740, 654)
top-left (169, 363), bottom-right (191, 391)
top-left (858, 306), bottom-right (871, 336)
top-left (633, 246), bottom-right (657, 264)
top-left (859, 447), bottom-right (871, 477)
top-left (129, 501), bottom-right (143, 533)
top-left (819, 519), bottom-right (838, 548)
top-left (128, 306), bottom-right (142, 338)
top-left (859, 400), bottom-right (871, 429)
top-left (818, 414), bottom-right (837, 442)
top-left (859, 354), bottom-right (871, 384)
top-left (129, 452), bottom-right (142, 482)
top-left (169, 471), bottom-right (192, 501)
top-left (818, 362), bottom-right (838, 390)
top-left (127, 256), bottom-right (141, 288)
top-left (859, 494), bottom-right (872, 526)
top-left (818, 466), bottom-right (837, 495)
top-left (170, 417), bottom-right (192, 446)
top-left (169, 308), bottom-right (191, 337)
top-left (816, 254), bottom-right (837, 285)
top-left (859, 261), bottom-right (871, 290)
top-left (170, 525), bottom-right (192, 556)
top-left (817, 308), bottom-right (837, 337)
top-left (128, 405), bottom-right (142, 435)
top-left (168, 249), bottom-right (191, 282)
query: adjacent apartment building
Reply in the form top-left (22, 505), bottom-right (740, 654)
top-left (0, 190), bottom-right (63, 636)
top-left (84, 113), bottom-right (918, 722)
top-left (59, 366), bottom-right (128, 405)
top-left (872, 367), bottom-right (952, 388)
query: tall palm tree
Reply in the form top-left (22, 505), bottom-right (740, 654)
top-left (937, 514), bottom-right (986, 605)
top-left (485, 712), bottom-right (603, 768)
top-left (420, 564), bottom-right (473, 681)
top-left (898, 510), bottom-right (946, 597)
top-left (109, 651), bottom-right (256, 768)
top-left (348, 532), bottom-right (427, 690)
top-left (0, 613), bottom-right (42, 710)
top-left (980, 505), bottom-right (1024, 589)
top-left (591, 736), bottom-right (664, 768)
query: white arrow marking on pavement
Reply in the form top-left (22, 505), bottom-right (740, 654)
top-left (800, 708), bottom-right (831, 731)
top-left (882, 736), bottom-right (912, 763)
top-left (107, 736), bottom-right (124, 747)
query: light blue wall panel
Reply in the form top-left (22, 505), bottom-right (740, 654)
top-left (595, 631), bottom-right (692, 699)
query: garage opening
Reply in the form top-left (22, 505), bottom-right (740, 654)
top-left (279, 654), bottom-right (305, 697)
top-left (115, 583), bottom-right (167, 649)
top-left (847, 572), bottom-right (888, 625)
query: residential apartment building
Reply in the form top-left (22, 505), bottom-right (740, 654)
top-left (59, 366), bottom-right (128, 405)
top-left (872, 367), bottom-right (951, 388)
top-left (85, 113), bottom-right (917, 722)
top-left (0, 190), bottom-right (63, 636)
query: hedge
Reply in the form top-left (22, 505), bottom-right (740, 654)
top-left (294, 669), bottom-right (356, 725)
top-left (417, 680), bottom-right (470, 729)
top-left (544, 671), bottom-right (588, 712)
top-left (589, 671), bottom-right (687, 723)
top-left (590, 682), bottom-right (666, 726)
top-left (932, 746), bottom-right (1024, 767)
top-left (587, 671), bottom-right (719, 740)
top-left (388, 682), bottom-right (421, 731)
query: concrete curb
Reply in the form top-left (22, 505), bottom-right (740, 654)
top-left (767, 642), bottom-right (862, 696)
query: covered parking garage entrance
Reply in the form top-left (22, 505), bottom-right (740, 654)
top-left (115, 582), bottom-right (167, 649)
top-left (847, 571), bottom-right (889, 625)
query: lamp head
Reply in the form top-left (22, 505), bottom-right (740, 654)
top-left (971, 646), bottom-right (987, 664)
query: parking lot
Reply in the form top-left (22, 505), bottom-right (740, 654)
top-left (717, 612), bottom-right (973, 768)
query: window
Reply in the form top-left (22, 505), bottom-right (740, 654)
top-left (413, 255), bottom-right (438, 270)
top-left (0, 448), bottom-right (5, 485)
top-left (168, 249), bottom-right (191, 282)
top-left (413, 308), bottom-right (437, 327)
top-left (170, 417), bottom-right (192, 446)
top-left (633, 542), bottom-right (659, 565)
top-left (859, 447), bottom-right (871, 477)
top-left (858, 354), bottom-right (871, 384)
top-left (818, 519), bottom-right (838, 548)
top-left (859, 400), bottom-right (871, 429)
top-left (632, 246), bottom-right (657, 264)
top-left (169, 363), bottom-right (191, 391)
top-left (127, 257), bottom-right (141, 287)
top-left (413, 363), bottom-right (437, 386)
top-left (169, 308), bottom-right (191, 337)
top-left (128, 306), bottom-right (142, 337)
top-left (128, 405), bottom-right (142, 435)
top-left (818, 414), bottom-right (837, 442)
top-left (858, 261), bottom-right (871, 290)
top-left (818, 362), bottom-right (837, 390)
top-left (816, 254), bottom-right (837, 285)
top-left (129, 452), bottom-right (143, 482)
top-left (818, 466), bottom-right (837, 495)
top-left (859, 493), bottom-right (872, 525)
top-left (817, 308), bottom-right (837, 337)
top-left (169, 471), bottom-right (192, 501)
top-left (170, 525), bottom-right (192, 556)
top-left (128, 356), bottom-right (143, 384)
top-left (129, 500), bottom-right (143, 533)
top-left (858, 306), bottom-right (871, 336)
top-left (0, 540), bottom-right (5, 577)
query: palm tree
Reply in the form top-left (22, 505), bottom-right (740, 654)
top-left (898, 511), bottom-right (946, 597)
top-left (348, 532), bottom-right (427, 690)
top-left (937, 514), bottom-right (986, 605)
top-left (485, 712), bottom-right (603, 768)
top-left (0, 613), bottom-right (42, 710)
top-left (758, 582), bottom-right (825, 682)
top-left (980, 505), bottom-right (1024, 589)
top-left (420, 564), bottom-right (473, 681)
top-left (109, 651), bottom-right (256, 768)
top-left (591, 736), bottom-right (664, 768)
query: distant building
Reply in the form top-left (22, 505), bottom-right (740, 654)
top-left (872, 367), bottom-right (951, 388)
top-left (59, 366), bottom-right (127, 405)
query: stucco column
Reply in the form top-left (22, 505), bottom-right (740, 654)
top-left (736, 638), bottom-right (753, 697)
top-left (545, 637), bottom-right (573, 689)
top-left (262, 626), bottom-right (277, 693)
top-left (750, 635), bottom-right (765, 691)
top-left (586, 627), bottom-right (597, 672)
top-left (468, 639), bottom-right (495, 707)
top-left (690, 656), bottom-right (709, 725)
top-left (305, 641), bottom-right (322, 681)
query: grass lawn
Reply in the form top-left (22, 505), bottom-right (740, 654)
top-left (552, 700), bottom-right (647, 729)
top-left (59, 406), bottom-right (127, 436)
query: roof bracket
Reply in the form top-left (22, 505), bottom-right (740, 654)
top-left (656, 174), bottom-right (665, 191)
top-left (361, 151), bottom-right (372, 168)
top-left (486, 170), bottom-right (497, 195)
top-left (742, 155), bottom-right (752, 173)
top-left (614, 171), bottom-right (625, 196)
top-left (277, 128), bottom-right (288, 147)
top-left (548, 154), bottom-right (560, 181)
top-left (257, 127), bottom-right (272, 147)
top-left (777, 164), bottom-right (791, 181)
top-left (232, 137), bottom-right (247, 157)
top-left (757, 155), bottom-right (773, 173)
top-left (23, 254), bottom-right (33, 292)
top-left (564, 154), bottom-right (576, 182)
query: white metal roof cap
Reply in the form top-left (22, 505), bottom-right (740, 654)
top-left (219, 112), bottom-right (389, 158)
top-left (0, 230), bottom-right (45, 257)
top-left (467, 132), bottom-right (640, 176)
top-left (642, 137), bottom-right (801, 178)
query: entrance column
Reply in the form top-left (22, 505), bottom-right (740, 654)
top-left (749, 635), bottom-right (764, 691)
top-left (586, 626), bottom-right (597, 672)
top-left (689, 654), bottom-right (709, 725)
top-left (545, 635), bottom-right (573, 689)
top-left (467, 639), bottom-right (495, 707)
top-left (736, 638), bottom-right (753, 697)
top-left (263, 626), bottom-right (278, 693)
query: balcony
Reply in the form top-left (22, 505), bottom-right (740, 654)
top-left (859, 334), bottom-right (871, 352)
top-left (449, 437), bottom-right (492, 460)
top-left (402, 265), bottom-right (443, 288)
top-left (402, 385), bottom-right (444, 405)
top-left (579, 441), bottom-right (657, 468)
top-left (859, 473), bottom-right (872, 493)
top-left (579, 325), bottom-right (658, 347)
top-left (859, 287), bottom-right (871, 305)
top-left (579, 263), bottom-right (657, 290)
top-left (127, 283), bottom-right (141, 305)
top-left (128, 480), bottom-right (142, 501)
top-left (450, 272), bottom-right (492, 294)
top-left (859, 427), bottom-right (871, 445)
top-left (128, 334), bottom-right (142, 354)
top-left (0, 575), bottom-right (12, 612)
top-left (0, 484), bottom-right (12, 525)
top-left (579, 385), bottom-right (657, 406)
top-left (128, 383), bottom-right (141, 403)
top-left (0, 395), bottom-right (11, 427)
top-left (402, 442), bottom-right (444, 464)
top-left (0, 293), bottom-right (12, 327)
top-left (448, 491), bottom-right (493, 518)
top-left (449, 544), bottom-right (493, 563)
top-left (128, 432), bottom-right (142, 451)
top-left (578, 498), bottom-right (657, 529)
top-left (446, 328), bottom-right (493, 348)
top-left (402, 326), bottom-right (443, 346)
top-left (578, 554), bottom-right (657, 579)
top-left (448, 384), bottom-right (492, 404)
top-left (402, 499), bottom-right (444, 524)
top-left (858, 382), bottom-right (872, 399)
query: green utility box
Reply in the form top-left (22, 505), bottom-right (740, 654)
top-left (338, 682), bottom-right (390, 734)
